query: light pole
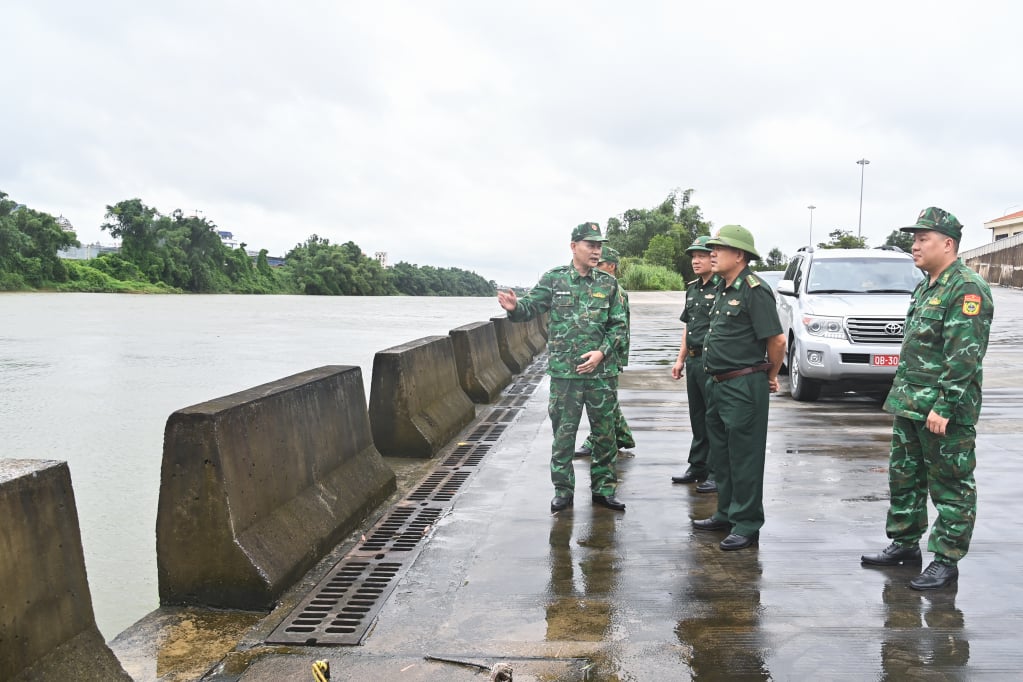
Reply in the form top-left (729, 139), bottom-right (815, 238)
top-left (856, 158), bottom-right (870, 237)
top-left (807, 205), bottom-right (816, 246)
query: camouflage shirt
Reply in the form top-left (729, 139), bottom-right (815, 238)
top-left (606, 287), bottom-right (631, 373)
top-left (508, 263), bottom-right (628, 379)
top-left (883, 259), bottom-right (993, 424)
top-left (680, 274), bottom-right (721, 348)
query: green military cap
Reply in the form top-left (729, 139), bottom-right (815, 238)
top-left (686, 235), bottom-right (714, 254)
top-left (598, 246), bottom-right (620, 265)
top-left (571, 222), bottom-right (608, 242)
top-left (705, 224), bottom-right (761, 260)
top-left (899, 206), bottom-right (963, 241)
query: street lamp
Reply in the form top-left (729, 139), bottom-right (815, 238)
top-left (856, 159), bottom-right (870, 237)
top-left (807, 205), bottom-right (816, 246)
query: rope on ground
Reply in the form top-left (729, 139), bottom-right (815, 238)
top-left (311, 659), bottom-right (330, 681)
top-left (424, 655), bottom-right (513, 680)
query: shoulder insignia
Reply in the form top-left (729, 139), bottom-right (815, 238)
top-left (746, 274), bottom-right (760, 287)
top-left (962, 293), bottom-right (981, 316)
top-left (686, 278), bottom-right (698, 286)
top-left (728, 299), bottom-right (741, 306)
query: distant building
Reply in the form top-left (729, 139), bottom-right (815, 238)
top-left (58, 243), bottom-right (121, 260)
top-left (217, 230), bottom-right (240, 249)
top-left (56, 215), bottom-right (74, 233)
top-left (985, 209), bottom-right (1023, 241)
top-left (374, 251), bottom-right (388, 268)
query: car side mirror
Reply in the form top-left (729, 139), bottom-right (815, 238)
top-left (777, 280), bottom-right (796, 296)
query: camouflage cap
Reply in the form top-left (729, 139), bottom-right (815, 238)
top-left (571, 222), bottom-right (608, 242)
top-left (900, 206), bottom-right (963, 241)
top-left (598, 246), bottom-right (620, 265)
top-left (686, 235), bottom-right (713, 254)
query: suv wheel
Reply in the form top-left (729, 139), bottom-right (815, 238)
top-left (789, 340), bottom-right (821, 402)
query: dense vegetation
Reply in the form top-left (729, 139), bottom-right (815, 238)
top-left (0, 192), bottom-right (495, 295)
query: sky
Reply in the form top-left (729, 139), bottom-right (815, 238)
top-left (3, 1), bottom-right (1021, 287)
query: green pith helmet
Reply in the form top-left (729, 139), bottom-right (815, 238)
top-left (705, 224), bottom-right (761, 260)
top-left (598, 246), bottom-right (620, 265)
top-left (686, 235), bottom-right (713, 254)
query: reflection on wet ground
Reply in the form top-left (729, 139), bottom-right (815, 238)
top-left (132, 288), bottom-right (1023, 680)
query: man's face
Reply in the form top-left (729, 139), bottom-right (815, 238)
top-left (690, 251), bottom-right (712, 275)
top-left (710, 245), bottom-right (744, 275)
top-left (911, 230), bottom-right (953, 273)
top-left (571, 240), bottom-right (603, 271)
top-left (597, 261), bottom-right (616, 276)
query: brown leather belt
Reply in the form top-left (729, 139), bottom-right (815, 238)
top-left (687, 346), bottom-right (703, 358)
top-left (710, 362), bottom-right (773, 383)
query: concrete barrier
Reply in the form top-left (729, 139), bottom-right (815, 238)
top-left (156, 366), bottom-right (396, 610)
top-left (490, 315), bottom-right (535, 374)
top-left (449, 321), bottom-right (513, 403)
top-left (369, 335), bottom-right (476, 457)
top-left (524, 315), bottom-right (548, 354)
top-left (0, 460), bottom-right (131, 681)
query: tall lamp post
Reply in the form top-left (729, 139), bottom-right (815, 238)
top-left (807, 205), bottom-right (816, 246)
top-left (856, 158), bottom-right (870, 237)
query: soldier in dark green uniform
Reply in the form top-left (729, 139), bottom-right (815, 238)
top-left (498, 223), bottom-right (629, 513)
top-left (576, 246), bottom-right (635, 457)
top-left (671, 235), bottom-right (721, 492)
top-left (861, 207), bottom-right (993, 590)
top-left (690, 225), bottom-right (785, 551)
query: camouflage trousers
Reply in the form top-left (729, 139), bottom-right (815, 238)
top-left (549, 377), bottom-right (618, 497)
top-left (886, 416), bottom-right (978, 564)
top-left (581, 375), bottom-right (635, 451)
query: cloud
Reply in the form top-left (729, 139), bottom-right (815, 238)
top-left (3, 0), bottom-right (1021, 286)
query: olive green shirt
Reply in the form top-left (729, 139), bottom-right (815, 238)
top-left (680, 274), bottom-right (721, 349)
top-left (883, 259), bottom-right (993, 424)
top-left (703, 269), bottom-right (783, 375)
top-left (508, 263), bottom-right (628, 379)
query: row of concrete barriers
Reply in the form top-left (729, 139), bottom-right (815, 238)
top-left (0, 312), bottom-right (546, 681)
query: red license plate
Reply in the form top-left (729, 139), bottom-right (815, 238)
top-left (872, 354), bottom-right (900, 367)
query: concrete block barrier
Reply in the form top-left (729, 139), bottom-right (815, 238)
top-left (369, 335), bottom-right (476, 457)
top-left (156, 366), bottom-right (396, 610)
top-left (449, 321), bottom-right (513, 403)
top-left (490, 315), bottom-right (535, 374)
top-left (0, 460), bottom-right (131, 681)
top-left (524, 315), bottom-right (548, 354)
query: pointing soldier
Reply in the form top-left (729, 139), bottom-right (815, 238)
top-left (671, 235), bottom-right (721, 492)
top-left (861, 207), bottom-right (994, 590)
top-left (498, 223), bottom-right (629, 513)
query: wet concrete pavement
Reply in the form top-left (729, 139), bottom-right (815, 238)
top-left (125, 287), bottom-right (1023, 681)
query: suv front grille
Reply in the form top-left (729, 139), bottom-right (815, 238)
top-left (846, 317), bottom-right (905, 344)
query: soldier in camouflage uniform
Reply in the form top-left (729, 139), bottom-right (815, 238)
top-left (498, 223), bottom-right (629, 513)
top-left (671, 235), bottom-right (721, 491)
top-left (862, 207), bottom-right (994, 590)
top-left (576, 246), bottom-right (635, 456)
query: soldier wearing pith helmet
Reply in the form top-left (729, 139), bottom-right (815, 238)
top-left (861, 207), bottom-right (994, 590)
top-left (498, 222), bottom-right (629, 514)
top-left (690, 225), bottom-right (785, 551)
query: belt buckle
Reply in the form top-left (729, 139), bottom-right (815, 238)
top-left (688, 349), bottom-right (697, 357)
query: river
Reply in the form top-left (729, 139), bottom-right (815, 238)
top-left (0, 292), bottom-right (504, 640)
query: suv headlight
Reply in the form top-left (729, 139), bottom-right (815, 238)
top-left (801, 315), bottom-right (846, 340)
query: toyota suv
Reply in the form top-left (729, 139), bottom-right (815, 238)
top-left (776, 246), bottom-right (923, 401)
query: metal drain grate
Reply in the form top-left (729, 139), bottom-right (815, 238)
top-left (266, 352), bottom-right (548, 646)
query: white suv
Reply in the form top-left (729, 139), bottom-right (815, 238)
top-left (776, 247), bottom-right (923, 401)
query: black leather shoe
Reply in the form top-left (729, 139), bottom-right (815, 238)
top-left (861, 542), bottom-right (922, 566)
top-left (550, 495), bottom-right (573, 513)
top-left (910, 561), bottom-right (959, 590)
top-left (720, 532), bottom-right (759, 551)
top-left (592, 494), bottom-right (626, 511)
top-left (671, 467), bottom-right (707, 484)
top-left (574, 444), bottom-right (592, 457)
top-left (695, 479), bottom-right (718, 494)
top-left (691, 517), bottom-right (730, 531)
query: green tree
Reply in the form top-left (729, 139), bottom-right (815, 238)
top-left (0, 191), bottom-right (79, 288)
top-left (756, 247), bottom-right (787, 271)
top-left (817, 229), bottom-right (867, 249)
top-left (884, 229), bottom-right (914, 252)
top-left (643, 233), bottom-right (675, 268)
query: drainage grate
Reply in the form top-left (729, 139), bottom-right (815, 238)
top-left (266, 352), bottom-right (548, 646)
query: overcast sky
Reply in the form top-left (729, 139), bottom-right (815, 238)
top-left (3, 1), bottom-right (1021, 286)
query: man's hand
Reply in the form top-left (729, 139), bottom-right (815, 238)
top-left (926, 410), bottom-right (950, 436)
top-left (767, 375), bottom-right (780, 393)
top-left (576, 350), bottom-right (604, 374)
top-left (671, 359), bottom-right (684, 380)
top-left (497, 289), bottom-right (518, 312)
